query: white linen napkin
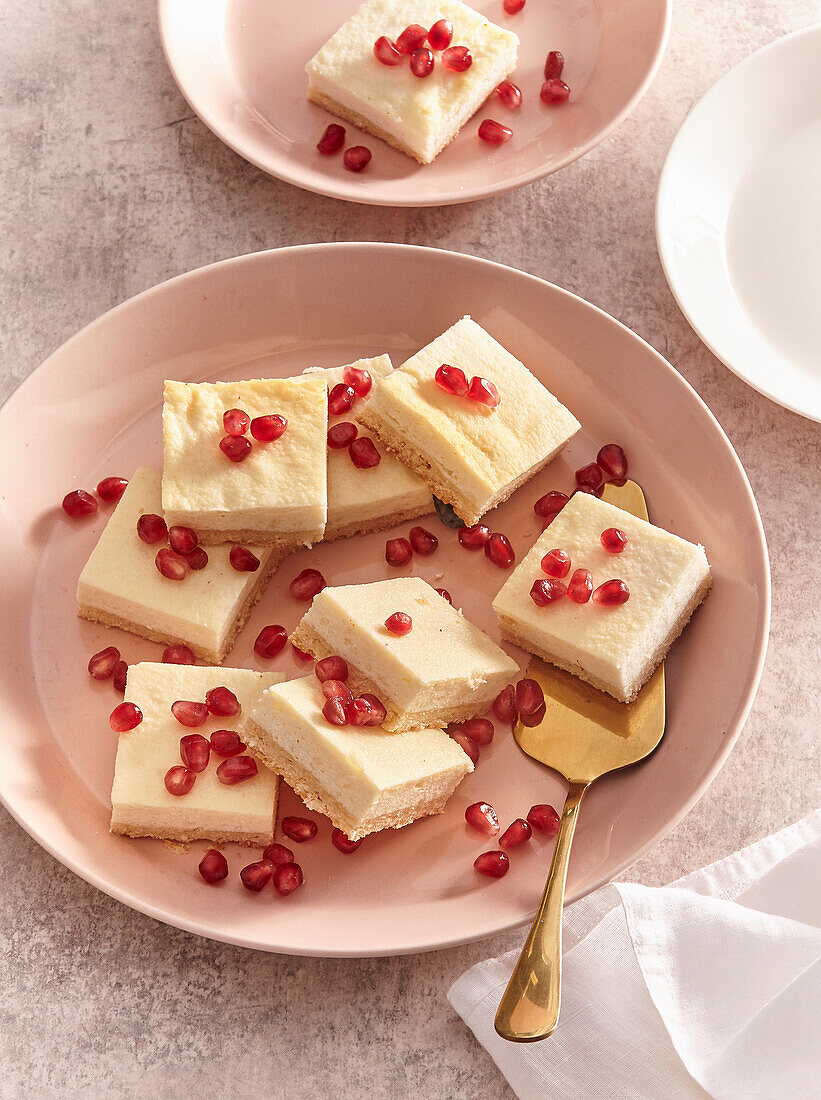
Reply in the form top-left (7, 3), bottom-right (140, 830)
top-left (448, 810), bottom-right (821, 1100)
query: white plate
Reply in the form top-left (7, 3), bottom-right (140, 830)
top-left (656, 25), bottom-right (821, 423)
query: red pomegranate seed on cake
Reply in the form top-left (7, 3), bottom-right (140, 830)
top-left (317, 123), bottom-right (346, 154)
top-left (409, 525), bottom-right (438, 555)
top-left (291, 643), bottom-right (313, 662)
top-left (474, 851), bottom-right (509, 877)
top-left (493, 684), bottom-right (517, 723)
top-left (541, 78), bottom-right (571, 104)
top-left (499, 818), bottom-right (532, 849)
top-left (347, 694), bottom-right (385, 727)
top-left (210, 730), bottom-right (246, 757)
top-left (435, 587), bottom-right (453, 603)
top-left (332, 829), bottom-right (363, 854)
top-left (434, 363), bottom-right (469, 396)
top-left (263, 842), bottom-right (294, 865)
top-left (485, 532), bottom-right (515, 568)
top-left (62, 489), bottom-right (97, 518)
top-left (316, 655), bottom-right (349, 682)
top-left (322, 680), bottom-right (353, 706)
top-left (219, 435), bottom-right (252, 462)
top-left (503, 0), bottom-right (526, 12)
top-left (96, 476), bottom-right (128, 503)
top-left (323, 696), bottom-right (349, 726)
top-left (519, 703), bottom-right (546, 728)
top-left (531, 578), bottom-right (567, 606)
top-left (385, 611), bottom-right (412, 636)
top-left (396, 23), bottom-right (428, 53)
top-left (597, 443), bottom-right (628, 481)
top-left (459, 718), bottom-right (495, 745)
top-left (516, 679), bottom-right (545, 717)
top-left (223, 408), bottom-right (250, 436)
top-left (343, 146), bottom-right (372, 173)
top-left (164, 766), bottom-right (196, 796)
top-left (410, 47), bottom-right (435, 77)
top-left (527, 804), bottom-right (561, 836)
top-left (428, 18), bottom-right (453, 50)
top-left (289, 568), bottom-right (327, 601)
top-left (137, 513), bottom-right (167, 543)
top-left (541, 548), bottom-right (571, 578)
top-left (206, 686), bottom-right (240, 717)
top-left (593, 579), bottom-right (630, 606)
top-left (240, 859), bottom-right (274, 892)
top-left (180, 733), bottom-right (210, 773)
top-left (198, 848), bottom-right (228, 884)
top-left (534, 490), bottom-right (569, 520)
top-left (459, 523), bottom-right (490, 550)
top-left (544, 50), bottom-right (565, 79)
top-left (450, 729), bottom-right (480, 763)
top-left (273, 862), bottom-right (304, 896)
top-left (163, 644), bottom-right (196, 665)
top-left (327, 421), bottom-right (358, 449)
top-left (186, 546), bottom-right (208, 570)
top-left (216, 755), bottom-right (258, 785)
top-left (168, 525), bottom-right (198, 555)
top-left (229, 545), bottom-right (260, 572)
top-left (109, 702), bottom-right (142, 732)
top-left (495, 80), bottom-right (522, 109)
top-left (465, 802), bottom-right (500, 837)
top-left (576, 462), bottom-right (603, 491)
top-left (250, 414), bottom-right (287, 442)
top-left (88, 646), bottom-right (121, 680)
top-left (156, 548), bottom-right (190, 581)
top-left (112, 660), bottom-right (128, 694)
top-left (478, 120), bottom-right (513, 146)
top-left (281, 816), bottom-right (318, 842)
top-left (373, 35), bottom-right (404, 66)
top-left (171, 699), bottom-right (208, 727)
top-left (442, 45), bottom-right (472, 71)
top-left (567, 567), bottom-right (593, 604)
top-left (468, 376), bottom-right (501, 406)
top-left (254, 624), bottom-right (287, 659)
top-left (349, 437), bottom-right (381, 468)
top-left (343, 365), bottom-right (372, 397)
top-left (385, 537), bottom-right (413, 567)
top-left (601, 527), bottom-right (629, 554)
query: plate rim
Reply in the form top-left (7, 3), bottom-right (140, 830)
top-left (0, 242), bottom-right (771, 956)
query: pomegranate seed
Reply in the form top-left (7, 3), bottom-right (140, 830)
top-left (516, 679), bottom-right (545, 717)
top-left (485, 532), bottom-right (515, 568)
top-left (544, 50), bottom-right (565, 79)
top-left (137, 513), bottom-right (167, 543)
top-left (343, 365), bottom-right (372, 397)
top-left (499, 818), bottom-right (532, 849)
top-left (186, 546), bottom-right (209, 570)
top-left (250, 414), bottom-right (287, 442)
top-left (289, 568), bottom-right (327, 601)
top-left (541, 548), bottom-right (571, 578)
top-left (410, 47), bottom-right (434, 77)
top-left (520, 703), bottom-right (546, 728)
top-left (527, 804), bottom-right (561, 836)
top-left (168, 525), bottom-right (198, 555)
top-left (576, 463), bottom-right (603, 491)
top-left (474, 851), bottom-right (509, 877)
top-left (458, 718), bottom-right (495, 745)
top-left (349, 437), bottom-right (381, 468)
top-left (216, 755), bottom-right (258, 785)
top-left (317, 123), bottom-right (346, 155)
top-left (428, 18), bottom-right (453, 50)
top-left (373, 35), bottom-right (403, 66)
top-left (493, 684), bottom-right (518, 723)
top-left (503, 0), bottom-right (525, 11)
top-left (164, 766), bottom-right (195, 796)
top-left (180, 733), bottom-right (210, 773)
top-left (601, 528), bottom-right (629, 554)
top-left (409, 525), bottom-right (438, 555)
top-left (450, 729), bottom-right (480, 763)
top-left (597, 443), bottom-right (629, 481)
top-left (198, 849), bottom-right (228, 884)
top-left (223, 408), bottom-right (250, 436)
top-left (442, 45), bottom-right (472, 71)
top-left (110, 702), bottom-right (142, 732)
top-left (62, 489), bottom-right (97, 518)
top-left (434, 363), bottom-right (468, 396)
top-left (385, 537), bottom-right (412, 567)
top-left (385, 611), bottom-right (412, 636)
top-left (112, 660), bottom-right (128, 694)
top-left (593, 579), bottom-right (630, 606)
top-left (541, 78), bottom-right (571, 104)
top-left (210, 730), bottom-right (246, 757)
top-left (254, 624), bottom-right (287, 659)
top-left (347, 694), bottom-right (385, 727)
top-left (292, 643), bottom-right (314, 662)
top-left (219, 435), bottom-right (252, 462)
top-left (163, 644), bottom-right (196, 664)
top-left (273, 862), bottom-right (304, 896)
top-left (229, 545), bottom-right (259, 572)
top-left (435, 587), bottom-right (453, 603)
top-left (323, 697), bottom-right (349, 726)
top-left (343, 146), bottom-right (372, 173)
top-left (567, 567), bottom-right (593, 604)
top-left (495, 79), bottom-right (522, 109)
top-left (281, 817), bottom-right (318, 843)
top-left (478, 120), bottom-right (513, 146)
top-left (263, 842), bottom-right (294, 865)
top-left (531, 578), bottom-right (567, 606)
top-left (459, 523), bottom-right (490, 550)
top-left (322, 680), bottom-right (353, 706)
top-left (395, 23), bottom-right (428, 53)
top-left (534, 490), bottom-right (569, 520)
top-left (171, 699), bottom-right (208, 727)
top-left (156, 547), bottom-right (190, 581)
top-left (206, 686), bottom-right (240, 717)
top-left (465, 802), bottom-right (499, 837)
top-left (96, 476), bottom-right (128, 503)
top-left (316, 655), bottom-right (349, 682)
top-left (468, 376), bottom-right (502, 406)
top-left (240, 859), bottom-right (274, 892)
top-left (88, 646), bottom-right (121, 680)
top-left (327, 421), bottom-right (358, 449)
top-left (332, 829), bottom-right (363, 854)
top-left (573, 484), bottom-right (603, 500)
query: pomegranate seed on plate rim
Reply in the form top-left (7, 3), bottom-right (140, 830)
top-left (465, 802), bottom-right (500, 837)
top-left (410, 47), bottom-right (435, 78)
top-left (210, 730), bottom-right (246, 757)
top-left (332, 829), bottom-right (363, 854)
top-left (450, 729), bottom-right (480, 764)
top-left (62, 489), bottom-right (97, 518)
top-left (442, 45), bottom-right (472, 71)
top-left (385, 537), bottom-right (413, 567)
top-left (343, 146), bottom-right (372, 173)
top-left (478, 119), bottom-right (513, 146)
top-left (156, 547), bottom-right (190, 581)
top-left (316, 655), bottom-right (348, 682)
top-left (229, 545), bottom-right (259, 572)
top-left (409, 525), bottom-right (438, 555)
top-left (544, 50), bottom-right (565, 79)
top-left (110, 701), bottom-right (142, 732)
top-left (343, 365), bottom-right (372, 396)
top-left (88, 646), bottom-right (120, 680)
top-left (164, 765), bottom-right (196, 797)
top-left (254, 624), bottom-right (287, 659)
top-left (137, 513), bottom-right (167, 543)
top-left (474, 850), bottom-right (509, 877)
top-left (289, 567), bottom-right (327, 601)
top-left (456, 717), bottom-right (494, 745)
top-left (180, 733), bottom-right (210, 772)
top-left (492, 684), bottom-right (517, 723)
top-left (317, 123), bottom-right (346, 154)
top-left (435, 363), bottom-right (469, 396)
top-left (250, 414), bottom-right (287, 442)
top-left (459, 523), bottom-right (490, 549)
top-left (395, 23), bottom-right (428, 54)
top-left (263, 842), bottom-right (295, 865)
top-left (601, 527), bottom-right (629, 553)
top-left (541, 78), bottom-right (571, 105)
top-left (428, 18), bottom-right (453, 50)
top-left (385, 611), bottom-right (412, 636)
top-left (216, 755), bottom-right (258, 785)
top-left (485, 532), bottom-right (515, 568)
top-left (112, 660), bottom-right (128, 694)
top-left (349, 437), bottom-right (381, 468)
top-left (274, 862), bottom-right (304, 896)
top-left (206, 686), bottom-right (240, 717)
top-left (241, 859), bottom-right (274, 892)
top-left (96, 476), bottom-right (128, 503)
top-left (499, 818), bottom-right (532, 849)
top-left (168, 525), bottom-right (198, 555)
top-left (171, 699), bottom-right (209, 727)
top-left (593, 579), bottom-right (630, 606)
top-left (219, 435), bottom-right (253, 462)
top-left (531, 578), bottom-right (567, 606)
top-left (198, 849), bottom-right (228, 884)
top-left (327, 421), bottom-right (358, 449)
top-left (281, 816), bottom-right (318, 842)
top-left (222, 408), bottom-right (250, 436)
top-left (567, 567), bottom-right (593, 604)
top-left (528, 804), bottom-right (561, 836)
top-left (541, 547), bottom-right (571, 578)
top-left (163, 643), bottom-right (196, 664)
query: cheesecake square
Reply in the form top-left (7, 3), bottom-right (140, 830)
top-left (306, 355), bottom-right (433, 540)
top-left (290, 576), bottom-right (519, 732)
top-left (306, 0), bottom-right (519, 164)
top-left (492, 493), bottom-right (712, 703)
top-left (162, 375), bottom-right (328, 546)
top-left (111, 663), bottom-right (283, 846)
top-left (243, 675), bottom-right (473, 840)
top-left (77, 467), bottom-right (280, 663)
top-left (357, 317), bottom-right (580, 525)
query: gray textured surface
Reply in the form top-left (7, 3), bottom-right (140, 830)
top-left (2, 1), bottom-right (821, 1097)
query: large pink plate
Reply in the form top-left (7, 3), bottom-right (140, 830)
top-left (158, 0), bottom-right (671, 206)
top-left (0, 244), bottom-right (769, 956)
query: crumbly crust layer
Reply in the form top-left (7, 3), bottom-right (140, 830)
top-left (110, 820), bottom-right (273, 847)
top-left (183, 527), bottom-right (319, 549)
top-left (323, 498), bottom-right (434, 542)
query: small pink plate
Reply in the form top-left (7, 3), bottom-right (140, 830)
top-left (0, 244), bottom-right (769, 957)
top-left (158, 0), bottom-right (671, 206)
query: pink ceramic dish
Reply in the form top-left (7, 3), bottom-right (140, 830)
top-left (0, 244), bottom-right (768, 957)
top-left (158, 0), bottom-right (671, 206)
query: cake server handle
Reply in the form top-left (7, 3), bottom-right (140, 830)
top-left (493, 780), bottom-right (588, 1042)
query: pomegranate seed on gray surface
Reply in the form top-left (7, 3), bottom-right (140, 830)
top-left (180, 733), bottom-right (210, 773)
top-left (465, 802), bottom-right (500, 837)
top-left (137, 513), bottom-right (167, 544)
top-left (88, 646), bottom-right (120, 680)
top-left (164, 766), bottom-right (196, 796)
top-left (96, 476), bottom-right (128, 503)
top-left (499, 818), bottom-right (532, 849)
top-left (254, 625), bottom-right (287, 659)
top-left (109, 702), bottom-right (142, 732)
top-left (474, 851), bottom-right (509, 877)
top-left (222, 408), bottom-right (250, 436)
top-left (198, 849), bottom-right (228, 884)
top-left (216, 755), bottom-right (258, 785)
top-left (171, 700), bottom-right (208, 727)
top-left (316, 655), bottom-right (349, 682)
top-left (62, 489), bottom-right (97, 518)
